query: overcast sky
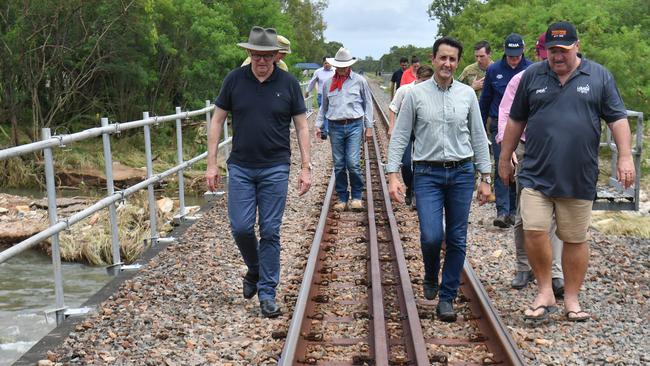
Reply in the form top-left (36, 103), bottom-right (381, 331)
top-left (322, 0), bottom-right (439, 59)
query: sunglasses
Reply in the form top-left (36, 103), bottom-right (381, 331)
top-left (250, 53), bottom-right (275, 61)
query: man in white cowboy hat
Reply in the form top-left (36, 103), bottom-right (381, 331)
top-left (241, 34), bottom-right (292, 71)
top-left (315, 47), bottom-right (373, 211)
top-left (206, 26), bottom-right (312, 319)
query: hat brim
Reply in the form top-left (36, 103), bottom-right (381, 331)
top-left (326, 57), bottom-right (357, 68)
top-left (237, 42), bottom-right (282, 52)
top-left (504, 48), bottom-right (524, 57)
top-left (545, 41), bottom-right (576, 49)
top-left (279, 49), bottom-right (291, 54)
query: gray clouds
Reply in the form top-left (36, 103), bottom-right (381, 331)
top-left (323, 0), bottom-right (439, 59)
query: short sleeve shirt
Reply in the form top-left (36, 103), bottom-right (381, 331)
top-left (391, 69), bottom-right (404, 89)
top-left (215, 65), bottom-right (306, 168)
top-left (509, 59), bottom-right (627, 200)
top-left (458, 62), bottom-right (487, 99)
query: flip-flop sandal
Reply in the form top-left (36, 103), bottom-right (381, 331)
top-left (523, 305), bottom-right (558, 321)
top-left (565, 310), bottom-right (590, 322)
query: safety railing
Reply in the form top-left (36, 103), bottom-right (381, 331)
top-left (0, 100), bottom-right (226, 325)
top-left (595, 110), bottom-right (644, 211)
top-left (0, 81), bottom-right (316, 326)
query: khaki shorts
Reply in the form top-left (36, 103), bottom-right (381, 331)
top-left (520, 188), bottom-right (592, 243)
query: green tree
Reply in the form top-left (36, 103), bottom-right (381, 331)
top-left (427, 0), bottom-right (469, 35)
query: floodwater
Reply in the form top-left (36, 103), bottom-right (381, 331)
top-left (0, 249), bottom-right (110, 365)
top-left (0, 188), bottom-right (207, 364)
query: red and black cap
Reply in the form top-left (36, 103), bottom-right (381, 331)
top-left (545, 21), bottom-right (578, 48)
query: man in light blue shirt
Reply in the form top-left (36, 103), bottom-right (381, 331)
top-left (387, 37), bottom-right (491, 322)
top-left (315, 47), bottom-right (373, 211)
top-left (306, 57), bottom-right (335, 138)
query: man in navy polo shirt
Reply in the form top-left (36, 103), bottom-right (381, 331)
top-left (480, 33), bottom-right (533, 229)
top-left (499, 21), bottom-right (634, 322)
top-left (206, 26), bottom-right (312, 318)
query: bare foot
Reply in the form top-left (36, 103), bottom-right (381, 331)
top-left (524, 292), bottom-right (557, 318)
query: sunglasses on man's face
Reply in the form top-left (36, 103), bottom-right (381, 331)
top-left (250, 53), bottom-right (275, 61)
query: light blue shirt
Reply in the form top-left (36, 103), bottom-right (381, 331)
top-left (316, 72), bottom-right (374, 129)
top-left (387, 78), bottom-right (491, 174)
top-left (306, 66), bottom-right (335, 96)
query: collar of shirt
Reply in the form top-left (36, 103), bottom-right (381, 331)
top-left (537, 57), bottom-right (591, 84)
top-left (244, 63), bottom-right (280, 83)
top-left (432, 76), bottom-right (455, 91)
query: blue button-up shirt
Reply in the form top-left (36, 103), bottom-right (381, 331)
top-left (479, 56), bottom-right (532, 123)
top-left (316, 72), bottom-right (374, 129)
top-left (387, 78), bottom-right (491, 174)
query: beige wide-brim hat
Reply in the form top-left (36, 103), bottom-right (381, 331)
top-left (278, 35), bottom-right (292, 54)
top-left (327, 47), bottom-right (357, 68)
top-left (237, 26), bottom-right (282, 52)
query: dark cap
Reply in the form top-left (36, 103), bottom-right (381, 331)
top-left (504, 33), bottom-right (524, 57)
top-left (535, 32), bottom-right (547, 60)
top-left (545, 21), bottom-right (578, 48)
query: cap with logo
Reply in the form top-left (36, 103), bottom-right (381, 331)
top-left (545, 21), bottom-right (578, 49)
top-left (504, 33), bottom-right (525, 57)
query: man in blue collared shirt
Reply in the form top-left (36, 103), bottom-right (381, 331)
top-left (387, 37), bottom-right (492, 322)
top-left (480, 33), bottom-right (533, 229)
top-left (315, 47), bottom-right (373, 211)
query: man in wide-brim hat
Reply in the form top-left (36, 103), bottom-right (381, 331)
top-left (315, 47), bottom-right (374, 212)
top-left (241, 32), bottom-right (292, 71)
top-left (206, 26), bottom-right (312, 319)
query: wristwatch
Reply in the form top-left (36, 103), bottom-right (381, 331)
top-left (302, 162), bottom-right (313, 171)
top-left (480, 175), bottom-right (492, 184)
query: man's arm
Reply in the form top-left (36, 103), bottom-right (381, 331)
top-left (361, 78), bottom-right (374, 141)
top-left (315, 81), bottom-right (329, 139)
top-left (387, 93), bottom-right (416, 203)
top-left (293, 113), bottom-right (312, 195)
top-left (305, 70), bottom-right (319, 97)
top-left (498, 118), bottom-right (526, 185)
top-left (609, 118), bottom-right (635, 188)
top-left (205, 107), bottom-right (228, 191)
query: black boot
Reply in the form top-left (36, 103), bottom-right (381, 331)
top-left (260, 299), bottom-right (282, 318)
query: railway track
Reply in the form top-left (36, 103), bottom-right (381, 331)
top-left (279, 85), bottom-right (526, 365)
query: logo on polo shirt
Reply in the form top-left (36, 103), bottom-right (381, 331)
top-left (577, 84), bottom-right (590, 94)
top-left (276, 92), bottom-right (282, 97)
top-left (496, 74), bottom-right (503, 79)
top-left (535, 86), bottom-right (547, 94)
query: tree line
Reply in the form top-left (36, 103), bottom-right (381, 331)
top-left (0, 0), bottom-right (330, 146)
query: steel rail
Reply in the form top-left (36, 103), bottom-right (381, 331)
top-left (364, 138), bottom-right (390, 365)
top-left (278, 172), bottom-right (336, 365)
top-left (368, 125), bottom-right (429, 365)
top-left (462, 264), bottom-right (527, 366)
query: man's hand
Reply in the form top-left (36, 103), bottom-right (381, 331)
top-left (298, 168), bottom-right (311, 196)
top-left (304, 91), bottom-right (309, 98)
top-left (472, 77), bottom-right (485, 91)
top-left (617, 155), bottom-right (635, 188)
top-left (476, 181), bottom-right (492, 206)
top-left (205, 165), bottom-right (221, 192)
top-left (315, 129), bottom-right (322, 141)
top-left (498, 156), bottom-right (515, 186)
top-left (365, 128), bottom-right (373, 142)
top-left (388, 174), bottom-right (405, 203)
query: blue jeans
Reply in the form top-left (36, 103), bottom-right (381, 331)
top-left (490, 120), bottom-right (516, 217)
top-left (413, 161), bottom-right (475, 302)
top-left (227, 163), bottom-right (289, 301)
top-left (329, 120), bottom-right (364, 202)
top-left (401, 138), bottom-right (414, 192)
top-left (317, 93), bottom-right (328, 134)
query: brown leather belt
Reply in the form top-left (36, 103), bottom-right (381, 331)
top-left (329, 118), bottom-right (362, 125)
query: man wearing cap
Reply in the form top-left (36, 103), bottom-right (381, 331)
top-left (499, 21), bottom-right (634, 322)
top-left (387, 37), bottom-right (491, 322)
top-left (458, 40), bottom-right (493, 99)
top-left (305, 56), bottom-right (336, 138)
top-left (206, 26), bottom-right (312, 318)
top-left (241, 34), bottom-right (292, 71)
top-left (480, 33), bottom-right (533, 229)
top-left (495, 35), bottom-right (564, 294)
top-left (315, 47), bottom-right (373, 212)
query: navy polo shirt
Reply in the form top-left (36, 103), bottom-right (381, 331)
top-left (215, 65), bottom-right (306, 168)
top-left (510, 59), bottom-right (627, 200)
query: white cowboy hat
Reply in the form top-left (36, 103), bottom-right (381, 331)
top-left (237, 26), bottom-right (282, 52)
top-left (327, 47), bottom-right (357, 68)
